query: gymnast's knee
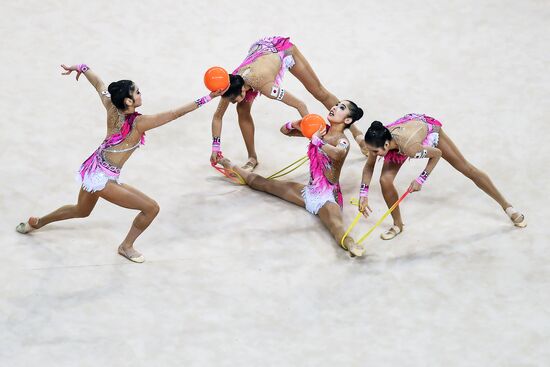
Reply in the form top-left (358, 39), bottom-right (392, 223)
top-left (247, 173), bottom-right (267, 191)
top-left (74, 206), bottom-right (93, 218)
top-left (461, 163), bottom-right (481, 180)
top-left (379, 174), bottom-right (396, 189)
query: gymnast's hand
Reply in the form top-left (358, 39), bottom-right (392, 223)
top-left (280, 120), bottom-right (298, 135)
top-left (209, 88), bottom-right (227, 98)
top-left (312, 125), bottom-right (327, 141)
top-left (408, 179), bottom-right (422, 193)
top-left (61, 64), bottom-right (84, 81)
top-left (210, 151), bottom-right (223, 165)
top-left (358, 197), bottom-right (372, 218)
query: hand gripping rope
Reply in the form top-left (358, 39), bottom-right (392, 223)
top-left (340, 189), bottom-right (411, 247)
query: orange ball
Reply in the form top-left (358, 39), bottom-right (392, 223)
top-left (300, 114), bottom-right (326, 138)
top-left (204, 66), bottom-right (229, 92)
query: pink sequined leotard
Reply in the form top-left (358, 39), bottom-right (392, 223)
top-left (384, 113), bottom-right (443, 165)
top-left (301, 139), bottom-right (344, 215)
top-left (77, 112), bottom-right (145, 192)
top-left (233, 36), bottom-right (295, 103)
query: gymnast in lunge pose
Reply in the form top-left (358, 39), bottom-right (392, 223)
top-left (210, 36), bottom-right (367, 171)
top-left (16, 64), bottom-right (223, 263)
top-left (218, 100), bottom-right (366, 257)
top-left (358, 114), bottom-right (527, 240)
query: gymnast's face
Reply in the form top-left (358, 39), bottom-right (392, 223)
top-left (365, 141), bottom-right (390, 157)
top-left (327, 101), bottom-right (353, 125)
top-left (129, 85), bottom-right (142, 108)
top-left (230, 86), bottom-right (247, 104)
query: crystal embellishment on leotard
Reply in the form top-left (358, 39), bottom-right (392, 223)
top-left (77, 112), bottom-right (144, 192)
top-left (233, 36), bottom-right (294, 103)
top-left (384, 114), bottom-right (443, 165)
top-left (302, 141), bottom-right (343, 215)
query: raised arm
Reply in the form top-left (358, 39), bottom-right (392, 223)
top-left (210, 97), bottom-right (231, 164)
top-left (136, 91), bottom-right (223, 133)
top-left (358, 152), bottom-right (377, 218)
top-left (403, 143), bottom-right (442, 192)
top-left (258, 82), bottom-right (309, 117)
top-left (61, 64), bottom-right (111, 110)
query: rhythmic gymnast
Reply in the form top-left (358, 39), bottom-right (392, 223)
top-left (218, 100), bottom-right (367, 256)
top-left (16, 64), bottom-right (223, 262)
top-left (358, 114), bottom-right (526, 240)
top-left (210, 36), bottom-right (366, 171)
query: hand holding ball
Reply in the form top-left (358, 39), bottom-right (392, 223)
top-left (300, 114), bottom-right (326, 138)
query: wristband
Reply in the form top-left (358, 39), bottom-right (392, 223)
top-left (359, 184), bottom-right (369, 197)
top-left (416, 170), bottom-right (429, 185)
top-left (285, 121), bottom-right (294, 130)
top-left (311, 134), bottom-right (325, 147)
top-left (195, 94), bottom-right (212, 108)
top-left (77, 64), bottom-right (89, 73)
top-left (212, 137), bottom-right (221, 152)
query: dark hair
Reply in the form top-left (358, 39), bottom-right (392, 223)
top-left (108, 80), bottom-right (135, 110)
top-left (345, 100), bottom-right (364, 122)
top-left (364, 121), bottom-right (392, 147)
top-left (222, 74), bottom-right (245, 99)
top-left (343, 100), bottom-right (364, 128)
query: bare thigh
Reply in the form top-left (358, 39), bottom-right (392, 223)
top-left (380, 159), bottom-right (403, 184)
top-left (237, 99), bottom-right (254, 116)
top-left (288, 46), bottom-right (339, 107)
top-left (437, 129), bottom-right (510, 208)
top-left (437, 130), bottom-right (468, 165)
top-left (98, 182), bottom-right (157, 211)
top-left (76, 187), bottom-right (100, 215)
top-left (247, 173), bottom-right (306, 208)
top-left (318, 202), bottom-right (346, 232)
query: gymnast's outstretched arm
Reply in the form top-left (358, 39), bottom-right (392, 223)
top-left (136, 90), bottom-right (224, 133)
top-left (61, 64), bottom-right (111, 110)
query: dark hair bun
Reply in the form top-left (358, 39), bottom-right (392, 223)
top-left (107, 83), bottom-right (118, 95)
top-left (364, 120), bottom-right (392, 148)
top-left (345, 100), bottom-right (364, 124)
top-left (355, 107), bottom-right (364, 121)
top-left (107, 80), bottom-right (134, 110)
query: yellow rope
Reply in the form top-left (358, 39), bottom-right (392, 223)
top-left (340, 212), bottom-right (363, 248)
top-left (212, 154), bottom-right (308, 185)
top-left (341, 190), bottom-right (411, 246)
top-left (266, 155), bottom-right (309, 180)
